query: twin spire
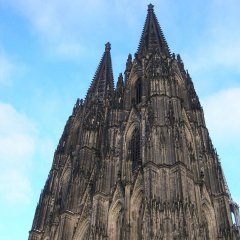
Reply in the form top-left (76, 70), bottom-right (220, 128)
top-left (138, 4), bottom-right (170, 57)
top-left (86, 4), bottom-right (170, 103)
top-left (86, 42), bottom-right (114, 104)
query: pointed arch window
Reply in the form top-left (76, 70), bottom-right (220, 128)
top-left (130, 128), bottom-right (141, 170)
top-left (135, 78), bottom-right (142, 104)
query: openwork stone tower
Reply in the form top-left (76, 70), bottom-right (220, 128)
top-left (29, 4), bottom-right (240, 240)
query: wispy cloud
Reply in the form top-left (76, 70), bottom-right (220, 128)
top-left (1, 0), bottom-right (164, 59)
top-left (3, 0), bottom-right (108, 58)
top-left (0, 102), bottom-right (36, 203)
top-left (202, 87), bottom-right (240, 141)
top-left (0, 171), bottom-right (32, 203)
top-left (0, 51), bottom-right (15, 86)
top-left (202, 88), bottom-right (240, 202)
top-left (184, 0), bottom-right (240, 75)
top-left (0, 101), bottom-right (56, 204)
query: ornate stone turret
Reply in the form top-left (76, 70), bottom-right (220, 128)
top-left (113, 73), bottom-right (124, 109)
top-left (29, 4), bottom-right (240, 240)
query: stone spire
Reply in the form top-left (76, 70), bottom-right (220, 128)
top-left (137, 4), bottom-right (170, 58)
top-left (85, 42), bottom-right (114, 105)
top-left (116, 73), bottom-right (124, 92)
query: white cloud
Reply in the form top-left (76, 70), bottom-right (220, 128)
top-left (0, 102), bottom-right (36, 203)
top-left (0, 48), bottom-right (27, 87)
top-left (2, 0), bottom-right (108, 58)
top-left (56, 42), bottom-right (84, 58)
top-left (0, 170), bottom-right (31, 203)
top-left (0, 101), bottom-right (56, 205)
top-left (38, 137), bottom-right (55, 165)
top-left (202, 88), bottom-right (240, 142)
top-left (0, 52), bottom-right (14, 85)
top-left (185, 38), bottom-right (240, 76)
top-left (2, 0), bottom-right (238, 72)
top-left (1, 0), bottom-right (161, 59)
top-left (184, 0), bottom-right (240, 75)
top-left (202, 90), bottom-right (240, 206)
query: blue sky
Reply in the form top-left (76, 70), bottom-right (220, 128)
top-left (0, 0), bottom-right (240, 239)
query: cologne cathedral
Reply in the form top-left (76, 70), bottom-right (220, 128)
top-left (29, 4), bottom-right (240, 240)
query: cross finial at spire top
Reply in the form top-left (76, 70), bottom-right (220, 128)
top-left (105, 42), bottom-right (111, 52)
top-left (148, 3), bottom-right (154, 11)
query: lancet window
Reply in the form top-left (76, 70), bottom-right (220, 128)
top-left (130, 128), bottom-right (141, 170)
top-left (135, 78), bottom-right (142, 104)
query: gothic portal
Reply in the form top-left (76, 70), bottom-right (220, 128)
top-left (29, 4), bottom-right (240, 240)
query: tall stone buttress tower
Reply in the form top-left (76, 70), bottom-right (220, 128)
top-left (29, 4), bottom-right (240, 240)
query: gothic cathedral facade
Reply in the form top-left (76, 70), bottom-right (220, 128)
top-left (29, 4), bottom-right (240, 240)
